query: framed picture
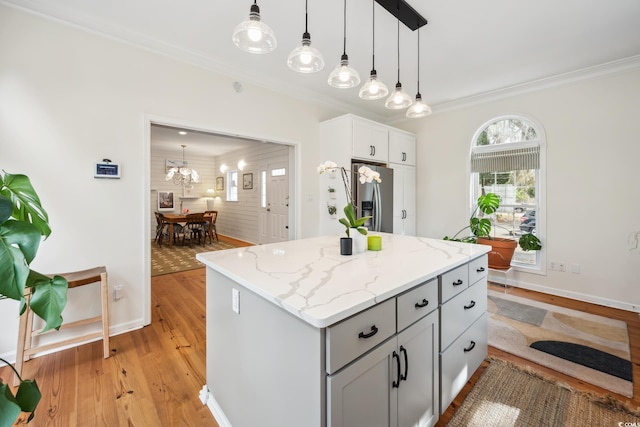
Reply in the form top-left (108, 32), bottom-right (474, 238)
top-left (243, 173), bottom-right (253, 190)
top-left (157, 191), bottom-right (175, 212)
top-left (183, 185), bottom-right (194, 197)
top-left (216, 176), bottom-right (224, 191)
top-left (166, 159), bottom-right (187, 172)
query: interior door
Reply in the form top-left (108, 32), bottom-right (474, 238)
top-left (260, 162), bottom-right (289, 244)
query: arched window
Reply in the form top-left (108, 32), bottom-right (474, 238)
top-left (470, 115), bottom-right (545, 271)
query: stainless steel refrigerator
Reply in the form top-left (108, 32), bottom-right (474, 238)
top-left (351, 162), bottom-right (394, 233)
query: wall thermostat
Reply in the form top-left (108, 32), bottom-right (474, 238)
top-left (94, 159), bottom-right (120, 179)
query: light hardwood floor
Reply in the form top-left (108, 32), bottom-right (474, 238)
top-left (2, 271), bottom-right (638, 426)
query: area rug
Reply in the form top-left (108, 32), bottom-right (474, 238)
top-left (151, 240), bottom-right (239, 276)
top-left (448, 358), bottom-right (640, 426)
top-left (487, 289), bottom-right (633, 397)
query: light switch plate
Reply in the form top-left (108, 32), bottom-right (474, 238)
top-left (232, 288), bottom-right (240, 314)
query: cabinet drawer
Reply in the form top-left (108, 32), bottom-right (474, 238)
top-left (326, 298), bottom-right (395, 374)
top-left (440, 281), bottom-right (487, 350)
top-left (468, 255), bottom-right (488, 286)
top-left (440, 313), bottom-right (487, 414)
top-left (440, 264), bottom-right (469, 303)
top-left (397, 278), bottom-right (438, 332)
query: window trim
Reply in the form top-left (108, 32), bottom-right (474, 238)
top-left (469, 114), bottom-right (547, 274)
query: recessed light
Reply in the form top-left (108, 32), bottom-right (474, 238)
top-left (179, 131), bottom-right (187, 135)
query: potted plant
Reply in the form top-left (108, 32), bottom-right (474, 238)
top-left (318, 161), bottom-right (380, 254)
top-left (0, 171), bottom-right (69, 425)
top-left (444, 192), bottom-right (541, 269)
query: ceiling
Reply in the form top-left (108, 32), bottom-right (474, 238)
top-left (151, 124), bottom-right (260, 157)
top-left (6, 0), bottom-right (640, 124)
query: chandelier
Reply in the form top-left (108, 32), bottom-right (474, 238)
top-left (165, 144), bottom-right (199, 186)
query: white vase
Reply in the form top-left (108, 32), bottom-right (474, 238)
top-left (351, 228), bottom-right (367, 253)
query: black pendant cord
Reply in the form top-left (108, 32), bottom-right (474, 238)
top-left (371, 0), bottom-right (376, 70)
top-left (416, 28), bottom-right (420, 95)
top-left (342, 0), bottom-right (347, 55)
top-left (396, 19), bottom-right (400, 84)
top-left (305, 0), bottom-right (308, 34)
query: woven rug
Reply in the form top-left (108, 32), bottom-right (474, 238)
top-left (487, 288), bottom-right (633, 397)
top-left (448, 358), bottom-right (640, 426)
top-left (151, 240), bottom-right (239, 276)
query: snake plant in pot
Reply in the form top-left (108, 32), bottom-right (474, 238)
top-left (0, 171), bottom-right (69, 426)
top-left (444, 192), bottom-right (541, 269)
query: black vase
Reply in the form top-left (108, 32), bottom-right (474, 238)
top-left (340, 237), bottom-right (353, 256)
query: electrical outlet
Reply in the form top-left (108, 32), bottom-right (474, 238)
top-left (549, 261), bottom-right (557, 271)
top-left (114, 284), bottom-right (124, 300)
top-left (232, 288), bottom-right (240, 314)
top-left (571, 263), bottom-right (581, 274)
top-left (558, 262), bottom-right (566, 272)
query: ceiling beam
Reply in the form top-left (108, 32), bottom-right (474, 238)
top-left (374, 0), bottom-right (427, 31)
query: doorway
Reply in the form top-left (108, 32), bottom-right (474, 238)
top-left (259, 162), bottom-right (289, 244)
top-left (144, 116), bottom-right (300, 325)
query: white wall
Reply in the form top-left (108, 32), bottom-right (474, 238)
top-left (0, 5), bottom-right (343, 358)
top-left (397, 67), bottom-right (640, 311)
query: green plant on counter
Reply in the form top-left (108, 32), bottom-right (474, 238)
top-left (0, 171), bottom-right (69, 425)
top-left (318, 161), bottom-right (380, 238)
top-left (444, 192), bottom-right (542, 251)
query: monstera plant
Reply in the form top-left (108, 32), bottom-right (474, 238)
top-left (0, 171), bottom-right (69, 426)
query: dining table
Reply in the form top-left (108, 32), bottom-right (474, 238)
top-left (162, 212), bottom-right (214, 246)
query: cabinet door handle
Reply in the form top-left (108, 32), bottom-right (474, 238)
top-left (476, 267), bottom-right (485, 272)
top-left (373, 145), bottom-right (376, 156)
top-left (370, 145), bottom-right (374, 156)
top-left (464, 300), bottom-right (476, 310)
top-left (358, 325), bottom-right (378, 339)
top-left (392, 351), bottom-right (401, 388)
top-left (402, 152), bottom-right (406, 162)
top-left (400, 345), bottom-right (408, 382)
top-left (453, 279), bottom-right (463, 286)
top-left (414, 299), bottom-right (429, 309)
top-left (464, 341), bottom-right (476, 352)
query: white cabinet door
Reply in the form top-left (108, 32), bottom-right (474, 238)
top-left (328, 338), bottom-right (399, 427)
top-left (389, 132), bottom-right (416, 166)
top-left (391, 164), bottom-right (416, 236)
top-left (353, 119), bottom-right (389, 162)
top-left (397, 311), bottom-right (439, 427)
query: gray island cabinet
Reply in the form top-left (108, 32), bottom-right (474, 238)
top-left (196, 234), bottom-right (490, 427)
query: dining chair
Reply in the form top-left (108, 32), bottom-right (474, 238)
top-left (183, 213), bottom-right (205, 246)
top-left (154, 211), bottom-right (167, 245)
top-left (204, 210), bottom-right (219, 243)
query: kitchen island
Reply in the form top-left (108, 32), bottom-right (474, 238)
top-left (196, 234), bottom-right (490, 427)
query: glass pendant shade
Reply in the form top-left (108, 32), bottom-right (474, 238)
top-left (406, 93), bottom-right (432, 118)
top-left (288, 33), bottom-right (324, 73)
top-left (328, 54), bottom-right (361, 88)
top-left (385, 82), bottom-right (412, 109)
top-left (359, 70), bottom-right (389, 99)
top-left (232, 3), bottom-right (277, 54)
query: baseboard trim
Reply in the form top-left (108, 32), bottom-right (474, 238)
top-left (0, 319), bottom-right (145, 364)
top-left (488, 273), bottom-right (640, 314)
top-left (205, 390), bottom-right (232, 427)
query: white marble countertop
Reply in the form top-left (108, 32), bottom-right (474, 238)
top-left (196, 234), bottom-right (490, 328)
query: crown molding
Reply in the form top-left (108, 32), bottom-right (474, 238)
top-left (1, 0), bottom-right (387, 123)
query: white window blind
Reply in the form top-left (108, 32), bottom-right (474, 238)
top-left (471, 145), bottom-right (540, 173)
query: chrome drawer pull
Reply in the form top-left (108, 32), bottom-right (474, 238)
top-left (358, 325), bottom-right (379, 339)
top-left (464, 300), bottom-right (476, 310)
top-left (453, 279), bottom-right (463, 286)
top-left (476, 267), bottom-right (485, 272)
top-left (464, 341), bottom-right (476, 352)
top-left (414, 299), bottom-right (429, 309)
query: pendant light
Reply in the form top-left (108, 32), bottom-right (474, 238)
top-left (385, 19), bottom-right (412, 109)
top-left (359, 0), bottom-right (389, 100)
top-left (328, 0), bottom-right (360, 89)
top-left (288, 0), bottom-right (324, 73)
top-left (232, 1), bottom-right (277, 54)
top-left (406, 28), bottom-right (432, 118)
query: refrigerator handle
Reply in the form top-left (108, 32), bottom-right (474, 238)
top-left (374, 184), bottom-right (382, 232)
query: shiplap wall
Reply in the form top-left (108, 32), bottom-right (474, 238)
top-left (150, 143), bottom-right (289, 244)
top-left (213, 143), bottom-right (290, 244)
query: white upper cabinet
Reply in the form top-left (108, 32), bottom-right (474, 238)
top-left (352, 119), bottom-right (389, 162)
top-left (389, 131), bottom-right (416, 166)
